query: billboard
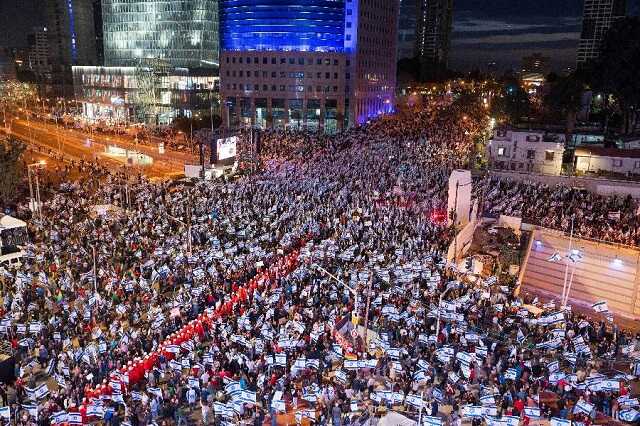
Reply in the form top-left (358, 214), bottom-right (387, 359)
top-left (217, 136), bottom-right (237, 161)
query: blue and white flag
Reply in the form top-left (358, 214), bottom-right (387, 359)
top-left (49, 411), bottom-right (67, 424)
top-left (67, 412), bottom-right (83, 425)
top-left (524, 407), bottom-right (541, 418)
top-left (547, 252), bottom-right (562, 262)
top-left (87, 404), bottom-right (105, 418)
top-left (504, 368), bottom-right (518, 381)
top-left (619, 409), bottom-right (640, 423)
top-left (480, 395), bottom-right (496, 406)
top-left (462, 405), bottom-right (484, 418)
top-left (550, 418), bottom-right (571, 426)
top-left (422, 416), bottom-right (443, 426)
top-left (592, 301), bottom-right (609, 313)
top-left (573, 400), bottom-right (595, 417)
top-left (433, 387), bottom-right (445, 402)
top-left (0, 406), bottom-right (9, 420)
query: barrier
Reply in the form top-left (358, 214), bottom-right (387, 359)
top-left (488, 170), bottom-right (640, 199)
top-left (83, 240), bottom-right (306, 411)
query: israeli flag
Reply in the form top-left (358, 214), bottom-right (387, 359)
top-left (619, 409), bottom-right (640, 423)
top-left (547, 361), bottom-right (559, 373)
top-left (462, 405), bottom-right (484, 418)
top-left (87, 404), bottom-right (105, 417)
top-left (480, 394), bottom-right (496, 406)
top-left (550, 418), bottom-right (571, 426)
top-left (423, 416), bottom-right (443, 426)
top-left (433, 387), bottom-right (445, 402)
top-left (504, 368), bottom-right (518, 381)
top-left (524, 407), bottom-right (541, 418)
top-left (67, 412), bottom-right (83, 425)
top-left (33, 383), bottom-right (49, 400)
top-left (547, 252), bottom-right (562, 262)
top-left (573, 400), bottom-right (595, 417)
top-left (50, 411), bottom-right (67, 424)
top-left (517, 329), bottom-right (526, 344)
top-left (0, 406), bottom-right (9, 420)
top-left (592, 301), bottom-right (609, 313)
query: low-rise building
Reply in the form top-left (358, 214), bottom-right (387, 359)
top-left (487, 128), bottom-right (564, 175)
top-left (72, 65), bottom-right (219, 125)
top-left (574, 147), bottom-right (640, 177)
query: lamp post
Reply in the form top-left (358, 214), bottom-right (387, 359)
top-left (314, 264), bottom-right (370, 344)
top-left (167, 213), bottom-right (192, 256)
top-left (27, 160), bottom-right (45, 220)
top-left (435, 285), bottom-right (456, 339)
top-left (560, 216), bottom-right (575, 308)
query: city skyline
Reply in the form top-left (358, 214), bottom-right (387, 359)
top-left (2, 0), bottom-right (640, 73)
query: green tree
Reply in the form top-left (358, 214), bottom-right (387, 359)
top-left (543, 72), bottom-right (585, 143)
top-left (490, 80), bottom-right (532, 125)
top-left (590, 17), bottom-right (640, 134)
top-left (0, 138), bottom-right (26, 205)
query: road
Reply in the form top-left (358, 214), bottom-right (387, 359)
top-left (7, 118), bottom-right (197, 180)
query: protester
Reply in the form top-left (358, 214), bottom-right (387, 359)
top-left (0, 99), bottom-right (639, 426)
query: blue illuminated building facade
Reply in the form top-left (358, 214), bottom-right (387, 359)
top-left (221, 0), bottom-right (346, 53)
top-left (220, 0), bottom-right (399, 132)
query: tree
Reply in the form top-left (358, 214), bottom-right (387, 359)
top-left (490, 80), bottom-right (532, 125)
top-left (590, 17), bottom-right (640, 134)
top-left (0, 138), bottom-right (26, 205)
top-left (543, 72), bottom-right (585, 143)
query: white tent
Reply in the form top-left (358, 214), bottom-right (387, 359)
top-left (0, 215), bottom-right (27, 230)
top-left (378, 412), bottom-right (417, 426)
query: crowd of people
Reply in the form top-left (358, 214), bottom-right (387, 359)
top-left (478, 177), bottom-right (640, 246)
top-left (0, 98), bottom-right (639, 426)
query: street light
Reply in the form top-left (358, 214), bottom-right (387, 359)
top-left (435, 283), bottom-right (456, 339)
top-left (313, 264), bottom-right (373, 345)
top-left (27, 160), bottom-right (45, 220)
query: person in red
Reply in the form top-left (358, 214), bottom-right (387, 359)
top-left (514, 397), bottom-right (525, 415)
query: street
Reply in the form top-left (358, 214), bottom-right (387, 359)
top-left (7, 118), bottom-right (197, 179)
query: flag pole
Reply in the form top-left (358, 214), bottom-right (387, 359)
top-left (560, 216), bottom-right (574, 308)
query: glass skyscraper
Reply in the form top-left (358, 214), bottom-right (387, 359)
top-left (102, 0), bottom-right (219, 68)
top-left (220, 0), bottom-right (346, 52)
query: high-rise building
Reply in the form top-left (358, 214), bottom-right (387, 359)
top-left (74, 0), bottom-right (220, 124)
top-left (415, 0), bottom-right (453, 65)
top-left (577, 0), bottom-right (627, 65)
top-left (219, 0), bottom-right (399, 132)
top-left (0, 48), bottom-right (16, 81)
top-left (46, 0), bottom-right (98, 67)
top-left (398, 0), bottom-right (419, 60)
top-left (521, 53), bottom-right (550, 74)
top-left (93, 0), bottom-right (104, 65)
top-left (102, 0), bottom-right (219, 68)
top-left (27, 27), bottom-right (50, 76)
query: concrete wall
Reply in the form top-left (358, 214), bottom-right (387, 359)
top-left (575, 154), bottom-right (640, 175)
top-left (448, 169), bottom-right (472, 227)
top-left (447, 217), bottom-right (477, 262)
top-left (488, 170), bottom-right (640, 199)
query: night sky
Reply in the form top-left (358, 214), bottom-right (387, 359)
top-left (450, 0), bottom-right (640, 72)
top-left (1, 0), bottom-right (639, 72)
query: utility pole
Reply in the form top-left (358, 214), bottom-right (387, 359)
top-left (363, 277), bottom-right (373, 347)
